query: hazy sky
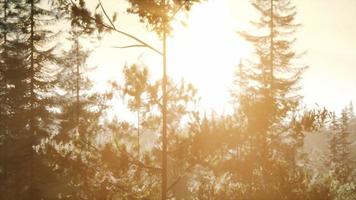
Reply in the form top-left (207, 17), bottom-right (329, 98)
top-left (295, 0), bottom-right (356, 112)
top-left (87, 0), bottom-right (356, 117)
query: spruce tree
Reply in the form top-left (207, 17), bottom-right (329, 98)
top-left (348, 101), bottom-right (354, 118)
top-left (328, 109), bottom-right (352, 184)
top-left (0, 0), bottom-right (64, 198)
top-left (48, 35), bottom-right (109, 199)
top-left (236, 0), bottom-right (305, 198)
top-left (338, 108), bottom-right (352, 183)
top-left (0, 1), bottom-right (34, 198)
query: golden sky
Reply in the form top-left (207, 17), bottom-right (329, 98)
top-left (86, 0), bottom-right (356, 116)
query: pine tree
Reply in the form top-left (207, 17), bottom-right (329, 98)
top-left (325, 107), bottom-right (356, 199)
top-left (338, 108), bottom-right (352, 183)
top-left (0, 0), bottom-right (35, 198)
top-left (0, 0), bottom-right (64, 198)
top-left (236, 0), bottom-right (305, 198)
top-left (70, 1), bottom-right (202, 198)
top-left (125, 2), bottom-right (201, 198)
top-left (348, 101), bottom-right (354, 118)
top-left (329, 112), bottom-right (339, 174)
top-left (122, 64), bottom-right (149, 159)
top-left (328, 109), bottom-right (352, 184)
top-left (26, 1), bottom-right (63, 198)
top-left (239, 0), bottom-right (304, 150)
top-left (49, 36), bottom-right (109, 199)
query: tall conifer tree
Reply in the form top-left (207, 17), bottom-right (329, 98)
top-left (0, 0), bottom-right (63, 198)
top-left (237, 0), bottom-right (305, 198)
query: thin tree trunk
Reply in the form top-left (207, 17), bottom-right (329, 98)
top-left (270, 0), bottom-right (274, 93)
top-left (161, 0), bottom-right (168, 199)
top-left (1, 0), bottom-right (8, 196)
top-left (1, 0), bottom-right (7, 128)
top-left (137, 110), bottom-right (140, 159)
top-left (76, 37), bottom-right (80, 126)
top-left (75, 34), bottom-right (90, 197)
top-left (29, 0), bottom-right (35, 199)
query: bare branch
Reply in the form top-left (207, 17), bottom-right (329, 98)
top-left (71, 0), bottom-right (162, 55)
top-left (105, 24), bottom-right (163, 55)
top-left (112, 44), bottom-right (147, 49)
top-left (98, 0), bottom-right (116, 29)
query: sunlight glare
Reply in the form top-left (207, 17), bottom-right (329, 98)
top-left (167, 0), bottom-right (251, 113)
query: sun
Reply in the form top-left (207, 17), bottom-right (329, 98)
top-left (92, 0), bottom-right (252, 116)
top-left (167, 0), bottom-right (251, 113)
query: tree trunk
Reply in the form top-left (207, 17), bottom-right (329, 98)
top-left (161, 0), bottom-right (168, 199)
top-left (29, 0), bottom-right (35, 199)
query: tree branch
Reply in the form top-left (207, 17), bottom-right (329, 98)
top-left (112, 44), bottom-right (147, 49)
top-left (78, 137), bottom-right (161, 172)
top-left (167, 163), bottom-right (195, 191)
top-left (168, 0), bottom-right (190, 22)
top-left (70, 0), bottom-right (162, 55)
top-left (98, 0), bottom-right (116, 29)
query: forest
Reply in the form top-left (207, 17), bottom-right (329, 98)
top-left (0, 0), bottom-right (355, 199)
